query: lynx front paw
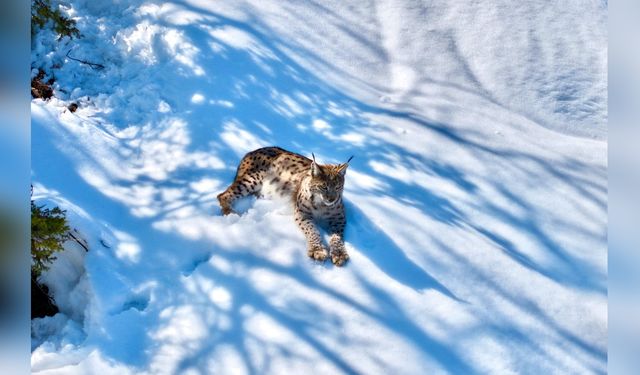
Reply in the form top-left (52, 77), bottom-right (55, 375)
top-left (307, 244), bottom-right (328, 262)
top-left (331, 249), bottom-right (349, 267)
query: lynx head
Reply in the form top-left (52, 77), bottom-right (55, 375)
top-left (308, 154), bottom-right (353, 206)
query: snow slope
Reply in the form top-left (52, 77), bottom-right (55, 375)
top-left (31, 1), bottom-right (607, 374)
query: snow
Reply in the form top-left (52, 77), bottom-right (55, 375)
top-left (31, 0), bottom-right (606, 374)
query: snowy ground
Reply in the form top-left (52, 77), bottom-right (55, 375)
top-left (31, 1), bottom-right (607, 374)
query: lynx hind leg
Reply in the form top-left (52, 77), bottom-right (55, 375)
top-left (217, 171), bottom-right (264, 215)
top-left (217, 185), bottom-right (238, 215)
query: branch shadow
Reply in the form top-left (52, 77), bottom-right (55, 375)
top-left (32, 1), bottom-right (607, 373)
top-left (346, 201), bottom-right (462, 300)
top-left (169, 246), bottom-right (476, 375)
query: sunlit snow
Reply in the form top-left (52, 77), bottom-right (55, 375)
top-left (31, 1), bottom-right (606, 374)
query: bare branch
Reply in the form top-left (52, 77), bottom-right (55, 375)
top-left (66, 50), bottom-right (105, 70)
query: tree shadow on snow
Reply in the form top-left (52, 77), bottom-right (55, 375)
top-left (170, 246), bottom-right (474, 375)
top-left (32, 1), bottom-right (607, 373)
top-left (345, 201), bottom-right (462, 300)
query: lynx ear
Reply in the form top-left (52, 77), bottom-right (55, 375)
top-left (311, 153), bottom-right (322, 177)
top-left (337, 155), bottom-right (353, 176)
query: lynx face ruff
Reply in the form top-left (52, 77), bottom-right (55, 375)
top-left (217, 147), bottom-right (351, 266)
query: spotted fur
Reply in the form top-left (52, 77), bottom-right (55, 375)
top-left (217, 146), bottom-right (351, 266)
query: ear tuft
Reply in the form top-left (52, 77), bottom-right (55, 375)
top-left (337, 163), bottom-right (349, 176)
top-left (337, 155), bottom-right (353, 176)
top-left (311, 161), bottom-right (322, 177)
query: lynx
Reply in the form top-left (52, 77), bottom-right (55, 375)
top-left (217, 146), bottom-right (352, 266)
